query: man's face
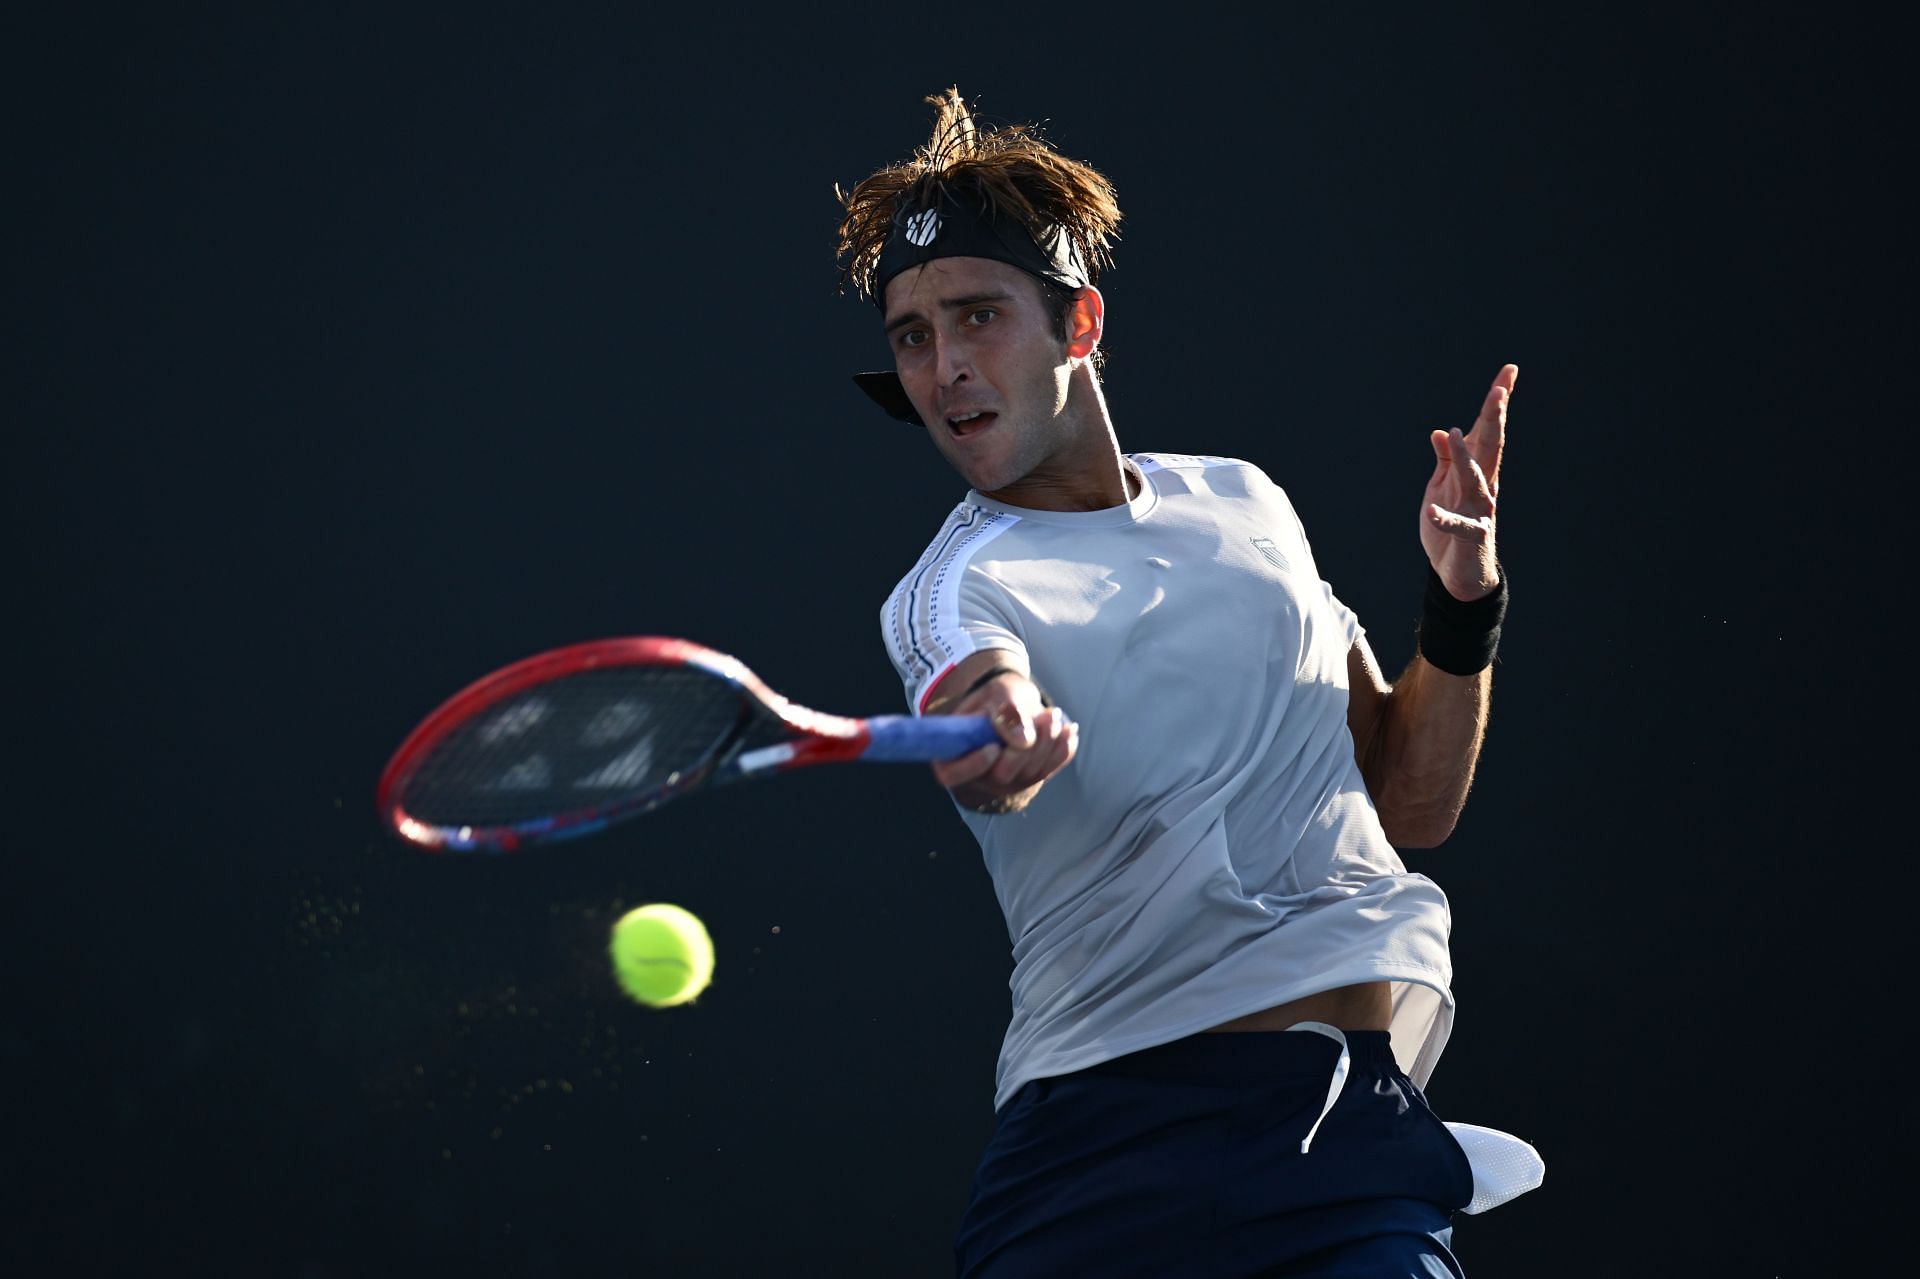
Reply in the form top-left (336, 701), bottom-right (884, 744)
top-left (881, 257), bottom-right (1081, 497)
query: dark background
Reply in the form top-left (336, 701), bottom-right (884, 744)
top-left (11, 4), bottom-right (1904, 1275)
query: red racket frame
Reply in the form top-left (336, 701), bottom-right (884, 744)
top-left (377, 636), bottom-right (874, 852)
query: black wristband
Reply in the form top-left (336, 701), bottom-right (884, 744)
top-left (960, 663), bottom-right (1053, 707)
top-left (1416, 566), bottom-right (1506, 676)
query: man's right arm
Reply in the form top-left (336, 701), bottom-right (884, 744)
top-left (922, 650), bottom-right (1077, 814)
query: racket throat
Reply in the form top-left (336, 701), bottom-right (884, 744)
top-left (733, 741), bottom-right (798, 773)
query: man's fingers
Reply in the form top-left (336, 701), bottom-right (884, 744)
top-left (992, 699), bottom-right (1037, 750)
top-left (1424, 429), bottom-right (1454, 493)
top-left (1447, 430), bottom-right (1496, 511)
top-left (932, 742), bottom-right (1002, 789)
top-left (1046, 719), bottom-right (1080, 779)
top-left (1427, 503), bottom-right (1495, 540)
top-left (1468, 364), bottom-right (1513, 490)
top-left (1427, 428), bottom-right (1494, 511)
top-left (998, 733), bottom-right (1073, 789)
top-left (987, 708), bottom-right (1068, 786)
top-left (1481, 364), bottom-right (1517, 412)
top-left (957, 671), bottom-right (1040, 750)
top-left (933, 668), bottom-right (1081, 808)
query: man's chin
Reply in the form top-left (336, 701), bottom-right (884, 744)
top-left (944, 448), bottom-right (1012, 495)
top-left (962, 462), bottom-right (1024, 496)
top-left (940, 431), bottom-right (1040, 496)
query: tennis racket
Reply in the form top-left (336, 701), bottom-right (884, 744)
top-left (376, 636), bottom-right (1000, 853)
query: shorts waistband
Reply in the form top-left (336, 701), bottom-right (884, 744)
top-left (1081, 1027), bottom-right (1397, 1083)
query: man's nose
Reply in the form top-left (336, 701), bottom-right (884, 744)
top-left (934, 333), bottom-right (972, 387)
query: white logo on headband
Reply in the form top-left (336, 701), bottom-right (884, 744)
top-left (904, 208), bottom-right (941, 247)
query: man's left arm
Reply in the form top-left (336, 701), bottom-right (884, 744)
top-left (1346, 363), bottom-right (1515, 849)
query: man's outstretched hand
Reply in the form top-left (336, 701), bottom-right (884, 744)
top-left (932, 668), bottom-right (1077, 815)
top-left (1421, 363), bottom-right (1514, 601)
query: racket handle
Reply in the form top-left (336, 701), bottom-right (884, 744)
top-left (861, 714), bottom-right (1002, 762)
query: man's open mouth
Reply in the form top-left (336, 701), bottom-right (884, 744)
top-left (947, 411), bottom-right (998, 438)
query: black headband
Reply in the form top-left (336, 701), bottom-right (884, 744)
top-left (872, 190), bottom-right (1089, 305)
top-left (852, 191), bottom-right (1090, 426)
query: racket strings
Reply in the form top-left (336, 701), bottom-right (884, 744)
top-left (397, 667), bottom-right (751, 828)
top-left (732, 712), bottom-right (800, 755)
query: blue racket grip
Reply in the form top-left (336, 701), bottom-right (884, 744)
top-left (861, 714), bottom-right (1002, 762)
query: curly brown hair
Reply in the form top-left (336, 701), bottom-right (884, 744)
top-left (834, 87), bottom-right (1123, 304)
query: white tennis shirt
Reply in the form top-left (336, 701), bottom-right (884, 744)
top-left (882, 454), bottom-right (1455, 1114)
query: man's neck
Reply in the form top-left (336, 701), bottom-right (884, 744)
top-left (979, 380), bottom-right (1132, 512)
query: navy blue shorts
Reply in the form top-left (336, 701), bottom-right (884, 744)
top-left (954, 1029), bottom-right (1475, 1278)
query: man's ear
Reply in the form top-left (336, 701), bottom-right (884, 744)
top-left (1065, 286), bottom-right (1105, 361)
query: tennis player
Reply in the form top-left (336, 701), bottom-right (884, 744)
top-left (838, 90), bottom-right (1540, 1276)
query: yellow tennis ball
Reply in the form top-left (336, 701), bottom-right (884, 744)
top-left (608, 903), bottom-right (714, 1008)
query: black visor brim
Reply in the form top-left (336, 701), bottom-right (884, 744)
top-left (852, 371), bottom-right (924, 426)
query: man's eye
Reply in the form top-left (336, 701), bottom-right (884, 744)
top-left (900, 331), bottom-right (928, 348)
top-left (967, 309), bottom-right (997, 325)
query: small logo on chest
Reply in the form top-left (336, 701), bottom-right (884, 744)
top-left (1250, 537), bottom-right (1290, 572)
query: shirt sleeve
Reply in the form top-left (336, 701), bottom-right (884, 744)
top-left (1319, 576), bottom-right (1366, 647)
top-left (1254, 466), bottom-right (1366, 648)
top-left (880, 558), bottom-right (1028, 715)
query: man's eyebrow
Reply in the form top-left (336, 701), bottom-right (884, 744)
top-left (883, 292), bottom-right (1014, 336)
